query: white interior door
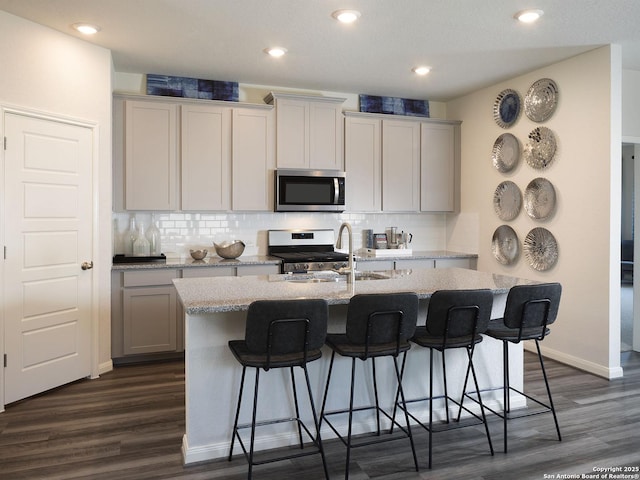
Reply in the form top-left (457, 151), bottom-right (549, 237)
top-left (3, 112), bottom-right (93, 404)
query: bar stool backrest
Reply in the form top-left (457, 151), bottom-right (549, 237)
top-left (245, 299), bottom-right (328, 356)
top-left (503, 283), bottom-right (562, 339)
top-left (426, 289), bottom-right (493, 338)
top-left (346, 292), bottom-right (419, 348)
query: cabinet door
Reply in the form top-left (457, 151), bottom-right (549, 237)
top-left (181, 105), bottom-right (231, 211)
top-left (232, 108), bottom-right (275, 211)
top-left (125, 100), bottom-right (178, 210)
top-left (123, 286), bottom-right (177, 355)
top-left (394, 259), bottom-right (435, 269)
top-left (309, 102), bottom-right (343, 170)
top-left (382, 120), bottom-right (420, 212)
top-left (345, 116), bottom-right (381, 211)
top-left (275, 98), bottom-right (308, 168)
top-left (421, 123), bottom-right (457, 212)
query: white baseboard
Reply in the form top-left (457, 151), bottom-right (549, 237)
top-left (181, 393), bottom-right (525, 465)
top-left (97, 359), bottom-right (113, 376)
top-left (525, 344), bottom-right (624, 379)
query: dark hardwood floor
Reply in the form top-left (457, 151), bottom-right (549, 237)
top-left (1, 351), bottom-right (639, 479)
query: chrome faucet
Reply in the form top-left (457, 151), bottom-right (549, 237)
top-left (336, 222), bottom-right (355, 284)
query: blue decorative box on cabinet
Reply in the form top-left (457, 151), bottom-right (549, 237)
top-left (359, 94), bottom-right (429, 117)
top-left (146, 74), bottom-right (239, 102)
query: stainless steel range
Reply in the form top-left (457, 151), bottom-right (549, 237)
top-left (268, 229), bottom-right (349, 274)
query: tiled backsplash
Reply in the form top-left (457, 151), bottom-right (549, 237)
top-left (113, 211), bottom-right (448, 258)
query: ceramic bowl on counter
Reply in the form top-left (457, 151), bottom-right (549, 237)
top-left (189, 249), bottom-right (208, 260)
top-left (214, 240), bottom-right (245, 259)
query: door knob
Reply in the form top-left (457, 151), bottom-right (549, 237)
top-left (81, 261), bottom-right (94, 270)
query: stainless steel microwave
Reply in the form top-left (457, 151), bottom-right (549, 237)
top-left (275, 169), bottom-right (346, 212)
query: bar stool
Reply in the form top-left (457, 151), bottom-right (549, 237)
top-left (320, 292), bottom-right (419, 480)
top-left (228, 298), bottom-right (330, 480)
top-left (398, 289), bottom-right (494, 469)
top-left (481, 282), bottom-right (562, 453)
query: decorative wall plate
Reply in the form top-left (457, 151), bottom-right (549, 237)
top-left (524, 177), bottom-right (556, 219)
top-left (525, 78), bottom-right (559, 122)
top-left (492, 133), bottom-right (520, 173)
top-left (524, 227), bottom-right (558, 271)
top-left (492, 225), bottom-right (519, 265)
top-left (493, 181), bottom-right (522, 221)
top-left (524, 127), bottom-right (557, 169)
top-left (493, 89), bottom-right (521, 129)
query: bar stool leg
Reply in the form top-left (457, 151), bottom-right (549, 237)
top-left (536, 340), bottom-right (562, 441)
top-left (345, 357), bottom-right (357, 480)
top-left (392, 355), bottom-right (419, 472)
top-left (229, 366), bottom-right (247, 460)
top-left (372, 358), bottom-right (381, 436)
top-left (467, 346), bottom-right (494, 456)
top-left (428, 348), bottom-right (434, 469)
top-left (290, 366), bottom-right (304, 448)
top-left (442, 350), bottom-right (450, 423)
top-left (502, 341), bottom-right (509, 453)
top-left (319, 351), bottom-right (336, 428)
top-left (248, 368), bottom-right (261, 480)
top-left (302, 363), bottom-right (331, 480)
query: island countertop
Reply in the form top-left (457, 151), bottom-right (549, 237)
top-left (173, 267), bottom-right (535, 315)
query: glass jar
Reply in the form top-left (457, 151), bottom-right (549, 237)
top-left (146, 214), bottom-right (162, 255)
top-left (133, 224), bottom-right (150, 256)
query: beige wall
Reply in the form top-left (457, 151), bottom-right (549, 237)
top-left (0, 11), bottom-right (114, 386)
top-left (447, 46), bottom-right (623, 378)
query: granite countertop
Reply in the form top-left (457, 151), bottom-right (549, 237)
top-left (173, 267), bottom-right (536, 315)
top-left (112, 250), bottom-right (477, 270)
top-left (355, 250), bottom-right (478, 261)
top-left (111, 255), bottom-right (281, 271)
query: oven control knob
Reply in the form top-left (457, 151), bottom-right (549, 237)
top-left (317, 263), bottom-right (324, 270)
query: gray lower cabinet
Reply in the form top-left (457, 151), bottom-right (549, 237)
top-left (112, 269), bottom-right (183, 362)
top-left (112, 263), bottom-right (280, 362)
top-left (357, 257), bottom-right (475, 272)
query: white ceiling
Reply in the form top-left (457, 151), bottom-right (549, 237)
top-left (2, 0), bottom-right (640, 101)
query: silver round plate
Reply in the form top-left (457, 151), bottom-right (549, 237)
top-left (524, 177), bottom-right (556, 219)
top-left (493, 89), bottom-right (521, 129)
top-left (524, 127), bottom-right (557, 169)
top-left (492, 225), bottom-right (519, 265)
top-left (492, 133), bottom-right (520, 173)
top-left (525, 78), bottom-right (559, 122)
top-left (524, 227), bottom-right (558, 271)
top-left (493, 181), bottom-right (522, 221)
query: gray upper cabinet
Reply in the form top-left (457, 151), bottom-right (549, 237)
top-left (344, 111), bottom-right (461, 213)
top-left (114, 94), bottom-right (274, 212)
top-left (265, 92), bottom-right (346, 170)
top-left (181, 104), bottom-right (231, 211)
top-left (123, 99), bottom-right (178, 211)
top-left (420, 122), bottom-right (460, 213)
top-left (232, 107), bottom-right (275, 211)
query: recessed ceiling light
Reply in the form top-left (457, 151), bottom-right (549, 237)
top-left (264, 47), bottom-right (287, 58)
top-left (514, 9), bottom-right (544, 23)
top-left (412, 66), bottom-right (431, 76)
top-left (72, 23), bottom-right (101, 35)
top-left (331, 10), bottom-right (361, 24)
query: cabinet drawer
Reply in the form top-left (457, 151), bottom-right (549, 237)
top-left (395, 259), bottom-right (435, 269)
top-left (123, 269), bottom-right (179, 287)
top-left (182, 267), bottom-right (236, 278)
top-left (237, 264), bottom-right (280, 276)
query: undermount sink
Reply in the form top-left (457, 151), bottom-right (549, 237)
top-left (286, 277), bottom-right (341, 283)
top-left (354, 271), bottom-right (391, 281)
top-left (283, 271), bottom-right (392, 283)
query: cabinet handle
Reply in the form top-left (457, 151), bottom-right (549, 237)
top-left (81, 261), bottom-right (94, 270)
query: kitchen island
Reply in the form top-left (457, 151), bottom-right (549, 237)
top-left (173, 267), bottom-right (537, 465)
